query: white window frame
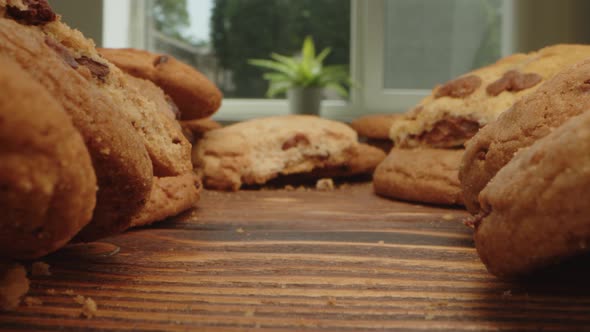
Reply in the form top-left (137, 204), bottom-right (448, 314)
top-left (361, 0), bottom-right (515, 113)
top-left (360, 0), bottom-right (427, 114)
top-left (103, 0), bottom-right (514, 121)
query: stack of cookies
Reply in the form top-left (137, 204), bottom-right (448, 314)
top-left (98, 48), bottom-right (224, 144)
top-left (372, 44), bottom-right (590, 207)
top-left (460, 57), bottom-right (590, 277)
top-left (0, 0), bottom-right (222, 259)
top-left (367, 45), bottom-right (590, 277)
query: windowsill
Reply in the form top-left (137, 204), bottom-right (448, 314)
top-left (211, 99), bottom-right (382, 123)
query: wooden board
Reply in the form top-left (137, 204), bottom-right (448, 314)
top-left (2, 183), bottom-right (590, 331)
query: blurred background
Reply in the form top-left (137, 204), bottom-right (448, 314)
top-left (51, 0), bottom-right (590, 120)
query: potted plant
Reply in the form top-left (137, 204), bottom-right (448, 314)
top-left (248, 36), bottom-right (352, 116)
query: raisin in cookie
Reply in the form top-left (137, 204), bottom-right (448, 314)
top-left (472, 110), bottom-right (590, 278)
top-left (193, 115), bottom-right (365, 191)
top-left (99, 47), bottom-right (223, 120)
top-left (0, 7), bottom-right (153, 242)
top-left (350, 114), bottom-right (400, 152)
top-left (460, 57), bottom-right (590, 213)
top-left (390, 44), bottom-right (590, 148)
top-left (0, 56), bottom-right (96, 259)
top-left (374, 149), bottom-right (464, 206)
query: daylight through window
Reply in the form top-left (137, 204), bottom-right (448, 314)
top-left (147, 0), bottom-right (351, 100)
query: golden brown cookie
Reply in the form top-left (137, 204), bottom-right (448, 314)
top-left (0, 56), bottom-right (96, 259)
top-left (350, 114), bottom-right (401, 140)
top-left (460, 57), bottom-right (590, 213)
top-left (99, 47), bottom-right (223, 120)
top-left (310, 143), bottom-right (386, 178)
top-left (350, 114), bottom-right (399, 152)
top-left (193, 115), bottom-right (360, 191)
top-left (374, 149), bottom-right (464, 206)
top-left (472, 110), bottom-right (590, 278)
top-left (181, 118), bottom-right (222, 143)
top-left (41, 18), bottom-right (191, 177)
top-left (125, 74), bottom-right (180, 121)
top-left (390, 45), bottom-right (590, 148)
top-left (0, 3), bottom-right (153, 241)
top-left (130, 173), bottom-right (201, 228)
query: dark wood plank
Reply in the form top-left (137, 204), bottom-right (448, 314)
top-left (2, 183), bottom-right (590, 331)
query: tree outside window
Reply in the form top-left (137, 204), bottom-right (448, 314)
top-left (150, 0), bottom-right (351, 99)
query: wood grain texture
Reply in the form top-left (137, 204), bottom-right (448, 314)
top-left (2, 183), bottom-right (590, 331)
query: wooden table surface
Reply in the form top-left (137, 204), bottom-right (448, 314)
top-left (2, 183), bottom-right (590, 331)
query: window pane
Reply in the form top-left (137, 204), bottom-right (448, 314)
top-left (150, 0), bottom-right (351, 99)
top-left (383, 0), bottom-right (503, 90)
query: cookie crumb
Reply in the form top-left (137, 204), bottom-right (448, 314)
top-left (46, 288), bottom-right (56, 295)
top-left (244, 309), bottom-right (255, 317)
top-left (316, 178), bottom-right (334, 191)
top-left (377, 240), bottom-right (385, 245)
top-left (74, 295), bottom-right (97, 318)
top-left (63, 289), bottom-right (75, 295)
top-left (284, 185), bottom-right (295, 191)
top-left (441, 214), bottom-right (454, 221)
top-left (425, 313), bottom-right (435, 320)
top-left (31, 261), bottom-right (51, 276)
top-left (0, 263), bottom-right (30, 311)
top-left (24, 296), bottom-right (43, 307)
top-left (236, 228), bottom-right (245, 233)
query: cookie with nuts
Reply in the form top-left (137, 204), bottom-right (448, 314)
top-left (192, 115), bottom-right (377, 190)
top-left (460, 56), bottom-right (590, 213)
top-left (471, 110), bottom-right (590, 278)
top-left (390, 44), bottom-right (590, 148)
top-left (99, 47), bottom-right (223, 120)
top-left (373, 149), bottom-right (464, 206)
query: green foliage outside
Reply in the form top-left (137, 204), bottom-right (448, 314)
top-left (153, 0), bottom-right (191, 41)
top-left (211, 0), bottom-right (350, 98)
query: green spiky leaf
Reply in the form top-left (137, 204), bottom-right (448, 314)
top-left (248, 35), bottom-right (354, 100)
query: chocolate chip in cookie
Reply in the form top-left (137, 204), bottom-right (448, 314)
top-left (486, 70), bottom-right (542, 96)
top-left (6, 0), bottom-right (55, 26)
top-left (435, 75), bottom-right (482, 99)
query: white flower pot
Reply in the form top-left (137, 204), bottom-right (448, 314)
top-left (287, 87), bottom-right (323, 116)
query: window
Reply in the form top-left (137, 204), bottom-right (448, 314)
top-left (360, 0), bottom-right (508, 113)
top-left (98, 0), bottom-right (590, 120)
top-left (139, 0), bottom-right (352, 120)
